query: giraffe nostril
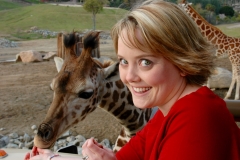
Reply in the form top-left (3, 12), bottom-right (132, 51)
top-left (44, 131), bottom-right (51, 139)
top-left (37, 123), bottom-right (53, 142)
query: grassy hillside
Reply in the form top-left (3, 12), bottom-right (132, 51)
top-left (0, 2), bottom-right (127, 36)
top-left (0, 0), bottom-right (23, 10)
top-left (0, 0), bottom-right (239, 40)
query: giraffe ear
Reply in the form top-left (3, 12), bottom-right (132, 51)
top-left (103, 62), bottom-right (120, 81)
top-left (54, 56), bottom-right (64, 73)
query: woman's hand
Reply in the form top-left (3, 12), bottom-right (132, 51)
top-left (82, 138), bottom-right (117, 160)
top-left (24, 146), bottom-right (55, 160)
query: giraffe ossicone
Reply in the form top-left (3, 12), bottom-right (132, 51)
top-left (34, 31), bottom-right (155, 152)
top-left (180, 0), bottom-right (240, 100)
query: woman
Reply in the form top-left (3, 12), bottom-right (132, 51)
top-left (25, 0), bottom-right (240, 160)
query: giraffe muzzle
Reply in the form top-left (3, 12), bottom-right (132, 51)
top-left (37, 123), bottom-right (54, 142)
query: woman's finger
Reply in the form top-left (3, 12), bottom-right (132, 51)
top-left (93, 139), bottom-right (103, 149)
top-left (31, 146), bottom-right (38, 156)
top-left (24, 152), bottom-right (30, 160)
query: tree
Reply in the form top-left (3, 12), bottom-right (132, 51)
top-left (83, 0), bottom-right (103, 30)
top-left (205, 4), bottom-right (216, 24)
top-left (187, 0), bottom-right (221, 14)
top-left (205, 4), bottom-right (215, 12)
top-left (219, 6), bottom-right (235, 17)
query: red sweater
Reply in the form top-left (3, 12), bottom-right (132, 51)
top-left (116, 87), bottom-right (240, 160)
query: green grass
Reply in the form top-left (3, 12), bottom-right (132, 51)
top-left (216, 23), bottom-right (240, 38)
top-left (0, 1), bottom-right (239, 40)
top-left (0, 3), bottom-right (127, 39)
top-left (0, 0), bottom-right (23, 10)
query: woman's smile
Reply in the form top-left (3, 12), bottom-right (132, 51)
top-left (133, 87), bottom-right (152, 93)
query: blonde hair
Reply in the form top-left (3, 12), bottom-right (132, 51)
top-left (111, 0), bottom-right (214, 85)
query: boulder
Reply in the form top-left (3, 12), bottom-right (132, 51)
top-left (43, 51), bottom-right (57, 60)
top-left (17, 50), bottom-right (43, 63)
top-left (15, 54), bottom-right (22, 62)
top-left (207, 67), bottom-right (232, 89)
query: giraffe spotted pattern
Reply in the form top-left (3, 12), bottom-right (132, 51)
top-left (180, 0), bottom-right (240, 100)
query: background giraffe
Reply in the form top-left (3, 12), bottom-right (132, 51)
top-left (34, 31), bottom-right (154, 153)
top-left (180, 0), bottom-right (240, 100)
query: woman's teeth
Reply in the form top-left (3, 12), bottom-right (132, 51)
top-left (133, 87), bottom-right (151, 93)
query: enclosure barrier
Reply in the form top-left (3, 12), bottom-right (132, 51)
top-left (225, 100), bottom-right (240, 122)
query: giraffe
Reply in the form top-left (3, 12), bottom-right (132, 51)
top-left (33, 31), bottom-right (154, 153)
top-left (180, 0), bottom-right (240, 100)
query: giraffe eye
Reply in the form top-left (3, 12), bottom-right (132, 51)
top-left (78, 90), bottom-right (94, 99)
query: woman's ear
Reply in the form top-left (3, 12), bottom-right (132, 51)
top-left (180, 72), bottom-right (186, 77)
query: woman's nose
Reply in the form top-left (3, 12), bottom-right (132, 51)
top-left (125, 67), bottom-right (140, 83)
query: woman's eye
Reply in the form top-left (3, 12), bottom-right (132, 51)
top-left (120, 59), bottom-right (128, 65)
top-left (140, 59), bottom-right (152, 66)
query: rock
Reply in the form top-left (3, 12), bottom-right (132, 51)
top-left (25, 141), bottom-right (34, 149)
top-left (30, 26), bottom-right (38, 31)
top-left (18, 50), bottom-right (43, 63)
top-left (66, 136), bottom-right (75, 142)
top-left (43, 51), bottom-right (56, 60)
top-left (33, 130), bottom-right (38, 134)
top-left (23, 133), bottom-right (31, 142)
top-left (31, 125), bottom-right (37, 130)
top-left (15, 54), bottom-right (22, 62)
top-left (0, 139), bottom-right (6, 148)
top-left (1, 127), bottom-right (113, 154)
top-left (207, 67), bottom-right (232, 89)
top-left (13, 139), bottom-right (21, 145)
top-left (0, 38), bottom-right (17, 48)
top-left (19, 143), bottom-right (24, 149)
top-left (100, 139), bottom-right (111, 149)
top-left (7, 143), bottom-right (18, 148)
top-left (9, 132), bottom-right (18, 139)
top-left (59, 130), bottom-right (72, 139)
top-left (75, 135), bottom-right (86, 142)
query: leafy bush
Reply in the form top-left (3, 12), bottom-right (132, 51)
top-left (219, 6), bottom-right (234, 17)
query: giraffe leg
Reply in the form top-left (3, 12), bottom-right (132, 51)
top-left (235, 76), bottom-right (240, 100)
top-left (225, 74), bottom-right (236, 99)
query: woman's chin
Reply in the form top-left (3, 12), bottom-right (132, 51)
top-left (133, 100), bottom-right (147, 109)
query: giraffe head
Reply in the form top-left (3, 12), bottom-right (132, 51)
top-left (179, 0), bottom-right (192, 11)
top-left (34, 31), bottom-right (120, 149)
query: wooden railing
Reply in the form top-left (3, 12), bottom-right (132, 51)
top-left (225, 100), bottom-right (240, 122)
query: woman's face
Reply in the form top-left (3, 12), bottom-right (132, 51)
top-left (117, 29), bottom-right (186, 112)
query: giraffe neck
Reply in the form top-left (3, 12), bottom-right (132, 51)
top-left (98, 79), bottom-right (151, 136)
top-left (185, 4), bottom-right (228, 45)
top-left (182, 3), bottom-right (240, 100)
